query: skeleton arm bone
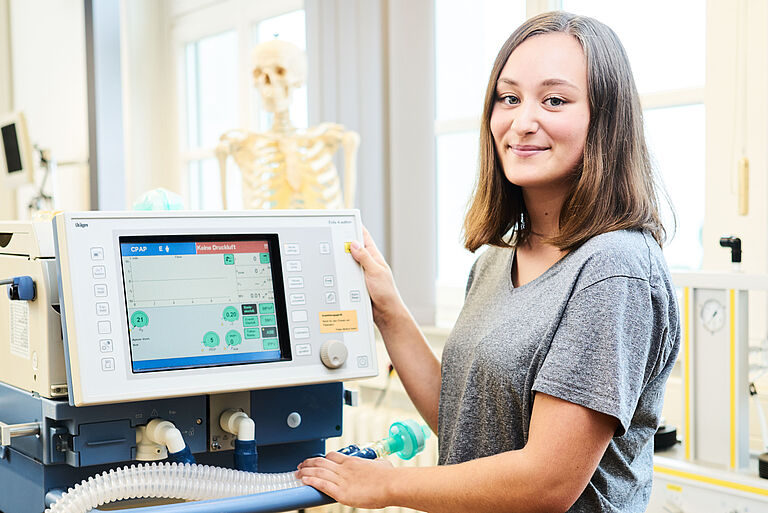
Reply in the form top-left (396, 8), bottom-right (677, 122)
top-left (214, 139), bottom-right (231, 210)
top-left (216, 130), bottom-right (268, 209)
top-left (341, 131), bottom-right (360, 208)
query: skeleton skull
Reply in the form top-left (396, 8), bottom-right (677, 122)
top-left (251, 40), bottom-right (307, 114)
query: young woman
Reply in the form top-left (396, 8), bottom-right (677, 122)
top-left (298, 11), bottom-right (680, 513)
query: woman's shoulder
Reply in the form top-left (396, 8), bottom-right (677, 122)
top-left (568, 229), bottom-right (667, 288)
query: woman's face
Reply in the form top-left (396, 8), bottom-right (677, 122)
top-left (490, 32), bottom-right (590, 196)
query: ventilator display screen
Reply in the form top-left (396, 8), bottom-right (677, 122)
top-left (119, 234), bottom-right (291, 373)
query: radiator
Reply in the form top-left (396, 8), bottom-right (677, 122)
top-left (309, 403), bottom-right (439, 513)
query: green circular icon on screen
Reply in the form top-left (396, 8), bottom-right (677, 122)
top-left (131, 310), bottom-right (149, 328)
top-left (223, 306), bottom-right (239, 322)
top-left (225, 330), bottom-right (242, 346)
top-left (203, 331), bottom-right (220, 348)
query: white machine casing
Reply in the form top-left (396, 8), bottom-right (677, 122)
top-left (0, 221), bottom-right (68, 398)
top-left (54, 210), bottom-right (377, 406)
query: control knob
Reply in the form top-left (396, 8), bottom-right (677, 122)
top-left (320, 340), bottom-right (348, 369)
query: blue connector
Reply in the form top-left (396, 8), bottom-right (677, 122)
top-left (337, 444), bottom-right (377, 460)
top-left (3, 276), bottom-right (36, 301)
top-left (234, 439), bottom-right (258, 472)
top-left (167, 445), bottom-right (196, 464)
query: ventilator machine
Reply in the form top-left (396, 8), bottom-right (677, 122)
top-left (0, 210), bottom-right (429, 513)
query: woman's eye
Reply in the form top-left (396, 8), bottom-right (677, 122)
top-left (545, 97), bottom-right (566, 107)
top-left (499, 95), bottom-right (519, 105)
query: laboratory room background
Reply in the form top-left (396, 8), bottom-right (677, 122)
top-left (0, 0), bottom-right (767, 512)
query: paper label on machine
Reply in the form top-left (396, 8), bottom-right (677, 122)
top-left (9, 301), bottom-right (30, 359)
top-left (319, 310), bottom-right (358, 333)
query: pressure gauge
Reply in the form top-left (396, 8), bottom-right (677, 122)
top-left (700, 298), bottom-right (726, 333)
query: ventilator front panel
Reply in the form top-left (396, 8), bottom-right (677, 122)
top-left (54, 210), bottom-right (376, 406)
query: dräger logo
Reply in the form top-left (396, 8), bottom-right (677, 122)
top-left (74, 222), bottom-right (89, 228)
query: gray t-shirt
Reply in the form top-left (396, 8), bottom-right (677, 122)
top-left (438, 230), bottom-right (680, 512)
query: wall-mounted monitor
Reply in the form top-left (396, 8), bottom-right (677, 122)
top-left (0, 111), bottom-right (35, 188)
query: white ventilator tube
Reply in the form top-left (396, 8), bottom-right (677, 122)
top-left (44, 462), bottom-right (303, 513)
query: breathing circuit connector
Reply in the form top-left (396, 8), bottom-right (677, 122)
top-left (220, 409), bottom-right (258, 472)
top-left (137, 419), bottom-right (196, 464)
top-left (339, 419), bottom-right (431, 460)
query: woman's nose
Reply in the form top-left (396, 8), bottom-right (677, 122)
top-left (511, 101), bottom-right (539, 135)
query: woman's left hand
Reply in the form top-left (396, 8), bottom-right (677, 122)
top-left (297, 452), bottom-right (396, 509)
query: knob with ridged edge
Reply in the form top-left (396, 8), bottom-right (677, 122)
top-left (320, 339), bottom-right (347, 369)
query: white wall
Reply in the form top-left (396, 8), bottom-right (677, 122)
top-left (7, 0), bottom-right (90, 217)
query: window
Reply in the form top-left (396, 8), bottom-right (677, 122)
top-left (173, 0), bottom-right (306, 210)
top-left (434, 0), bottom-right (526, 325)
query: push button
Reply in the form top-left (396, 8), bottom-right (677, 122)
top-left (284, 243), bottom-right (300, 255)
top-left (291, 310), bottom-right (308, 322)
top-left (91, 247), bottom-right (104, 260)
top-left (323, 275), bottom-right (334, 287)
top-left (319, 242), bottom-right (331, 255)
top-left (101, 357), bottom-right (115, 371)
top-left (286, 260), bottom-right (302, 272)
top-left (92, 266), bottom-right (106, 279)
top-left (288, 277), bottom-right (304, 289)
top-left (94, 284), bottom-right (108, 297)
top-left (350, 290), bottom-right (361, 302)
top-left (97, 321), bottom-right (112, 334)
top-left (96, 302), bottom-right (110, 316)
top-left (325, 291), bottom-right (337, 304)
top-left (99, 339), bottom-right (113, 353)
top-left (293, 327), bottom-right (310, 339)
top-left (295, 344), bottom-right (312, 356)
top-left (290, 294), bottom-right (306, 306)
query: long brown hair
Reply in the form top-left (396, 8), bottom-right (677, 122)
top-left (463, 11), bottom-right (670, 252)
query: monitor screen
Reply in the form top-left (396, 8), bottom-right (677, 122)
top-left (119, 234), bottom-right (291, 373)
top-left (1, 122), bottom-right (23, 174)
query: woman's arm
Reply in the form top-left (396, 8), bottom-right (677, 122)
top-left (349, 228), bottom-right (442, 431)
top-left (298, 393), bottom-right (618, 513)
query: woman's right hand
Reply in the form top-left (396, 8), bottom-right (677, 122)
top-left (348, 226), bottom-right (406, 328)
